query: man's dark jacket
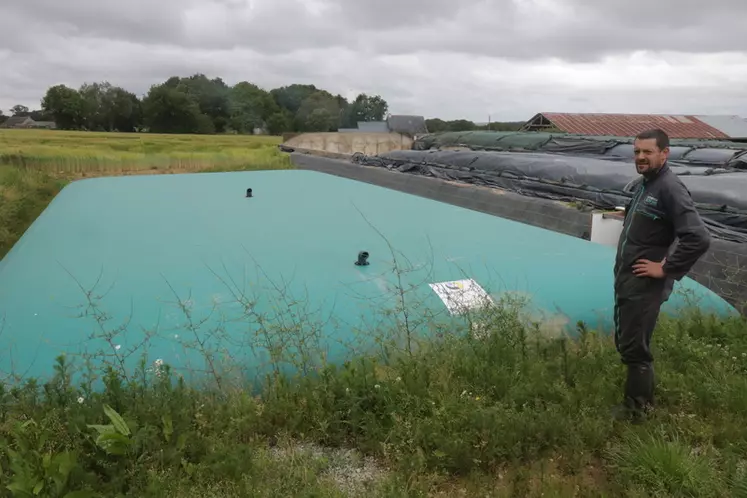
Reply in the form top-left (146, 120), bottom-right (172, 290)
top-left (614, 162), bottom-right (711, 300)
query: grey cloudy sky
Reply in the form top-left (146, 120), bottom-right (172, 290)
top-left (2, 0), bottom-right (747, 121)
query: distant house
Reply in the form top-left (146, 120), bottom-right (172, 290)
top-left (338, 114), bottom-right (429, 138)
top-left (0, 116), bottom-right (35, 128)
top-left (520, 112), bottom-right (747, 140)
top-left (0, 116), bottom-right (57, 129)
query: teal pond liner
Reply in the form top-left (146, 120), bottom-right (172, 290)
top-left (0, 170), bottom-right (736, 388)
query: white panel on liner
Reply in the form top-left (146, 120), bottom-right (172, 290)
top-left (429, 278), bottom-right (494, 315)
top-left (590, 212), bottom-right (624, 247)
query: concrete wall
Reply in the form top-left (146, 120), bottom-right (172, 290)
top-left (283, 132), bottom-right (413, 156)
top-left (290, 153), bottom-right (747, 311)
top-left (291, 153), bottom-right (593, 239)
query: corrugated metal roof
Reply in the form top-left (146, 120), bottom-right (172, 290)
top-left (694, 115), bottom-right (747, 138)
top-left (536, 112), bottom-right (731, 139)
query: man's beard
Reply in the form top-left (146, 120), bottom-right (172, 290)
top-left (636, 161), bottom-right (660, 175)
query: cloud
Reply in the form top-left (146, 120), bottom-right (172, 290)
top-left (1, 0), bottom-right (746, 121)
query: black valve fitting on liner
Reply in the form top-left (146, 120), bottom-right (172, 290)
top-left (355, 251), bottom-right (369, 266)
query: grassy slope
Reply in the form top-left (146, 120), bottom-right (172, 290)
top-left (0, 165), bottom-right (66, 259)
top-left (1, 130), bottom-right (746, 497)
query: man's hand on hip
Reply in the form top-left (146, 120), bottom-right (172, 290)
top-left (632, 258), bottom-right (666, 279)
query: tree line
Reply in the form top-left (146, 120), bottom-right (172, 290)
top-left (0, 74), bottom-right (524, 135)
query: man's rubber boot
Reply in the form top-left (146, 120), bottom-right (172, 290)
top-left (611, 364), bottom-right (655, 424)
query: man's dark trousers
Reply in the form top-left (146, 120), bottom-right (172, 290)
top-left (613, 280), bottom-right (671, 411)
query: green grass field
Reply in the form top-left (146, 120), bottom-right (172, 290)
top-left (0, 129), bottom-right (290, 174)
top-left (1, 130), bottom-right (746, 497)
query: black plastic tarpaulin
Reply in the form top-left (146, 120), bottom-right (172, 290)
top-left (352, 150), bottom-right (747, 243)
top-left (412, 131), bottom-right (747, 168)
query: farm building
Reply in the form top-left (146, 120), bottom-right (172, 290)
top-left (339, 114), bottom-right (429, 138)
top-left (0, 116), bottom-right (57, 129)
top-left (520, 112), bottom-right (747, 140)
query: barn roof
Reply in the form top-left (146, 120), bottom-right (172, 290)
top-left (0, 116), bottom-right (33, 128)
top-left (520, 112), bottom-right (734, 139)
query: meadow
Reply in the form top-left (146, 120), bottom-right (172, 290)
top-left (1, 129), bottom-right (746, 497)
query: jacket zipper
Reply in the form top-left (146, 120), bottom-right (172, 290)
top-left (615, 184), bottom-right (645, 280)
top-left (613, 184), bottom-right (645, 344)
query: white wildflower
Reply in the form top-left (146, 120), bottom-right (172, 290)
top-left (77, 396), bottom-right (84, 404)
top-left (153, 358), bottom-right (165, 377)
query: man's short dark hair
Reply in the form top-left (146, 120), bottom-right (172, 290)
top-left (635, 128), bottom-right (670, 151)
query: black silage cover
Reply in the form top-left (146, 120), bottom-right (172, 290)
top-left (353, 149), bottom-right (747, 243)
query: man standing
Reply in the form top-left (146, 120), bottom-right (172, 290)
top-left (612, 128), bottom-right (711, 422)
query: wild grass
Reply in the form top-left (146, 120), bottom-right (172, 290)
top-left (0, 129), bottom-right (290, 175)
top-left (0, 129), bottom-right (291, 259)
top-left (0, 165), bottom-right (67, 259)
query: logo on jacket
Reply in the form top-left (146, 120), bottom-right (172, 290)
top-left (644, 195), bottom-right (659, 206)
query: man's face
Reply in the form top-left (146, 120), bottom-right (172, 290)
top-left (633, 138), bottom-right (669, 175)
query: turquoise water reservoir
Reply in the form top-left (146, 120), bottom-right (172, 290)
top-left (0, 170), bottom-right (734, 386)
